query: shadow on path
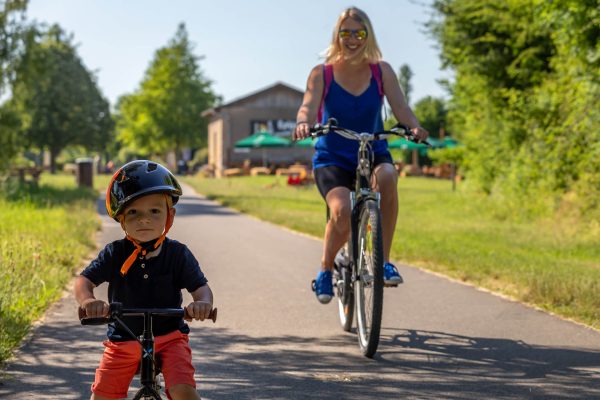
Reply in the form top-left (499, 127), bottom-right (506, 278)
top-left (1, 322), bottom-right (598, 399)
top-left (191, 327), bottom-right (600, 399)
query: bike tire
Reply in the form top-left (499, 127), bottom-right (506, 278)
top-left (335, 247), bottom-right (354, 332)
top-left (354, 199), bottom-right (384, 358)
top-left (132, 387), bottom-right (163, 400)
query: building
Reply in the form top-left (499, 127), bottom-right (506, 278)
top-left (202, 82), bottom-right (314, 177)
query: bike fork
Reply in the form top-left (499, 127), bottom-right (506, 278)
top-left (140, 316), bottom-right (156, 389)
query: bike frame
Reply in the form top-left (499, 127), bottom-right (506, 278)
top-left (310, 119), bottom-right (427, 357)
top-left (348, 135), bottom-right (380, 269)
top-left (81, 302), bottom-right (217, 399)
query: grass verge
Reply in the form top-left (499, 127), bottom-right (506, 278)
top-left (184, 175), bottom-right (599, 330)
top-left (0, 174), bottom-right (104, 366)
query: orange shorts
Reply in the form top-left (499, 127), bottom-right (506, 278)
top-left (91, 330), bottom-right (196, 399)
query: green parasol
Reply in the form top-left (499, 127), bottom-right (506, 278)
top-left (234, 131), bottom-right (291, 167)
top-left (234, 131), bottom-right (292, 148)
top-left (293, 136), bottom-right (317, 147)
top-left (387, 137), bottom-right (428, 150)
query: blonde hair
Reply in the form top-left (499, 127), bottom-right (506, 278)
top-left (325, 7), bottom-right (382, 64)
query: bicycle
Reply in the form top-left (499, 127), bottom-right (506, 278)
top-left (79, 302), bottom-right (217, 399)
top-left (309, 118), bottom-right (428, 358)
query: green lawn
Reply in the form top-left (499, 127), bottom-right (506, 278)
top-left (0, 174), bottom-right (105, 366)
top-left (184, 175), bottom-right (600, 329)
top-left (1, 172), bottom-right (597, 366)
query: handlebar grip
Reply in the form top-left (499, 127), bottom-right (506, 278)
top-left (81, 317), bottom-right (112, 325)
top-left (209, 308), bottom-right (217, 323)
top-left (309, 118), bottom-right (339, 136)
top-left (79, 306), bottom-right (112, 325)
top-left (185, 307), bottom-right (217, 323)
top-left (394, 123), bottom-right (411, 133)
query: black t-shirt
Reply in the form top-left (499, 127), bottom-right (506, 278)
top-left (81, 237), bottom-right (208, 341)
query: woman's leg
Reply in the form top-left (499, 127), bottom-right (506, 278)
top-left (321, 187), bottom-right (352, 270)
top-left (372, 163), bottom-right (399, 262)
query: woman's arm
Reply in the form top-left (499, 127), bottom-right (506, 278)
top-left (294, 64), bottom-right (325, 140)
top-left (380, 61), bottom-right (429, 140)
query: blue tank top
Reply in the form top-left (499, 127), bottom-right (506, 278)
top-left (312, 74), bottom-right (389, 171)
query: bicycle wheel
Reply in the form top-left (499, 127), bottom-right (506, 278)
top-left (334, 246), bottom-right (354, 332)
top-left (354, 199), bottom-right (384, 357)
top-left (132, 386), bottom-right (163, 400)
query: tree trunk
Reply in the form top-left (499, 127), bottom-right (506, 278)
top-left (50, 147), bottom-right (59, 174)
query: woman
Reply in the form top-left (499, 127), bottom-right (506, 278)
top-left (294, 7), bottom-right (429, 304)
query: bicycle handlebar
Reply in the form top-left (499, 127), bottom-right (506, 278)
top-left (308, 117), bottom-right (431, 147)
top-left (79, 302), bottom-right (218, 325)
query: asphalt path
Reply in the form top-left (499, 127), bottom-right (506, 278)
top-left (1, 183), bottom-right (599, 399)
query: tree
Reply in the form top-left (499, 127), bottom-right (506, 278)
top-left (0, 0), bottom-right (27, 170)
top-left (0, 0), bottom-right (27, 95)
top-left (413, 96), bottom-right (447, 138)
top-left (398, 64), bottom-right (413, 105)
top-left (10, 24), bottom-right (113, 172)
top-left (429, 0), bottom-right (600, 217)
top-left (117, 23), bottom-right (219, 159)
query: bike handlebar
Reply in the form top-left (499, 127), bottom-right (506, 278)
top-left (308, 117), bottom-right (431, 147)
top-left (79, 302), bottom-right (218, 325)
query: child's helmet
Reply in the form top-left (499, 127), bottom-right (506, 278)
top-left (106, 160), bottom-right (182, 221)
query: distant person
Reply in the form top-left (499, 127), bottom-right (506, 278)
top-left (294, 7), bottom-right (429, 303)
top-left (105, 160), bottom-right (114, 174)
top-left (177, 159), bottom-right (189, 175)
top-left (75, 160), bottom-right (214, 400)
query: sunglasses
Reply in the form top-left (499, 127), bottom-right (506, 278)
top-left (338, 29), bottom-right (368, 41)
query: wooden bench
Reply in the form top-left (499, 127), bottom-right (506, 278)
top-left (8, 167), bottom-right (43, 185)
top-left (222, 168), bottom-right (244, 177)
top-left (250, 167), bottom-right (271, 176)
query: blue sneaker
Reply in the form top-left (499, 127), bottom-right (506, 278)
top-left (311, 270), bottom-right (333, 304)
top-left (384, 262), bottom-right (403, 286)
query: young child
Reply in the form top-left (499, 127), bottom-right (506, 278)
top-left (75, 160), bottom-right (213, 400)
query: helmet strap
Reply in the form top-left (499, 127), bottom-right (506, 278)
top-left (119, 206), bottom-right (175, 276)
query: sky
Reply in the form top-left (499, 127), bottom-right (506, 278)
top-left (26, 0), bottom-right (449, 108)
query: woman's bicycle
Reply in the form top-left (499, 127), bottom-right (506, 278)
top-left (79, 302), bottom-right (217, 400)
top-left (309, 118), bottom-right (428, 358)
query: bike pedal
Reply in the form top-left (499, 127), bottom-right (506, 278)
top-left (384, 283), bottom-right (400, 288)
top-left (311, 279), bottom-right (316, 292)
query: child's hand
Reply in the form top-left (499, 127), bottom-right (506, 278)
top-left (80, 298), bottom-right (109, 318)
top-left (185, 301), bottom-right (213, 321)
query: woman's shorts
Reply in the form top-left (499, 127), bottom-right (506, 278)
top-left (91, 330), bottom-right (196, 399)
top-left (314, 153), bottom-right (394, 198)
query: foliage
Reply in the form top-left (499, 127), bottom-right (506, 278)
top-left (412, 96), bottom-right (448, 138)
top-left (0, 104), bottom-right (21, 170)
top-left (0, 0), bottom-right (27, 95)
top-left (429, 0), bottom-right (600, 215)
top-left (0, 173), bottom-right (99, 366)
top-left (397, 64), bottom-right (413, 105)
top-left (9, 24), bottom-right (113, 172)
top-left (116, 23), bottom-right (220, 158)
top-left (428, 145), bottom-right (464, 166)
top-left (0, 0), bottom-right (27, 170)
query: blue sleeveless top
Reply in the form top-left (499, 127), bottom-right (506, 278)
top-left (313, 74), bottom-right (389, 171)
